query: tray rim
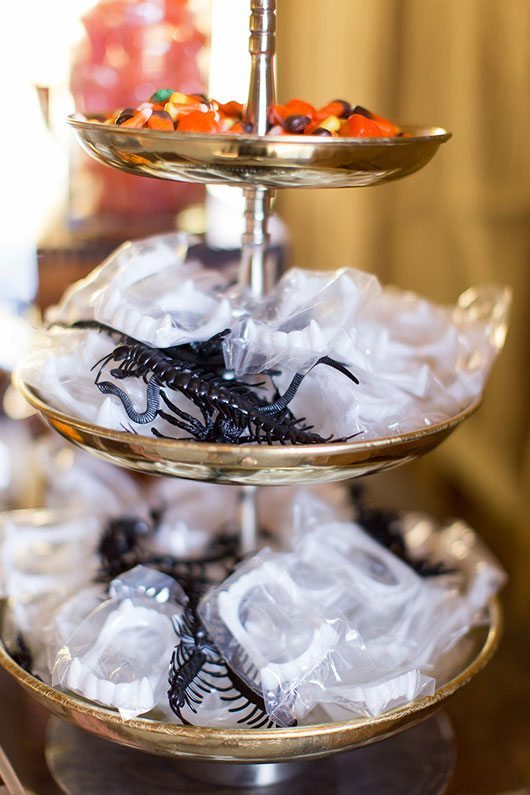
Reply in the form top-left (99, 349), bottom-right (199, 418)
top-left (15, 373), bottom-right (480, 466)
top-left (0, 598), bottom-right (501, 759)
top-left (68, 115), bottom-right (452, 147)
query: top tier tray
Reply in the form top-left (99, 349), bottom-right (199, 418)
top-left (68, 117), bottom-right (450, 188)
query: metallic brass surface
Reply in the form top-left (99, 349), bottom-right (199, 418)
top-left (15, 375), bottom-right (479, 486)
top-left (240, 185), bottom-right (274, 297)
top-left (0, 600), bottom-right (500, 763)
top-left (246, 0), bottom-right (276, 135)
top-left (68, 117), bottom-right (451, 189)
top-left (45, 713), bottom-right (456, 793)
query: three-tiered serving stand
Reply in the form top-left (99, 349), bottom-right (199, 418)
top-left (4, 1), bottom-right (500, 791)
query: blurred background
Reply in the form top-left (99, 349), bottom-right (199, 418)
top-left (278, 0), bottom-right (530, 624)
top-left (0, 0), bottom-right (528, 790)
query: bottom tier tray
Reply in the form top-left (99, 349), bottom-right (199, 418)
top-left (0, 599), bottom-right (500, 763)
top-left (45, 712), bottom-right (456, 794)
top-left (16, 377), bottom-right (480, 485)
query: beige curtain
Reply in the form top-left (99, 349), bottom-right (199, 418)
top-left (277, 0), bottom-right (530, 623)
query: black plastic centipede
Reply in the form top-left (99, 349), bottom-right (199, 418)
top-left (350, 485), bottom-right (456, 578)
top-left (168, 603), bottom-right (278, 729)
top-left (58, 320), bottom-right (359, 445)
top-left (95, 511), bottom-right (275, 727)
top-left (96, 509), bottom-right (241, 586)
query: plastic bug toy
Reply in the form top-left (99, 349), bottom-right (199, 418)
top-left (168, 600), bottom-right (277, 728)
top-left (167, 565), bottom-right (282, 729)
top-left (95, 511), bottom-right (274, 727)
top-left (351, 486), bottom-right (455, 578)
top-left (64, 321), bottom-right (360, 445)
top-left (98, 515), bottom-right (154, 578)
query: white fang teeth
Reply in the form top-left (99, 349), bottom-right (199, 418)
top-left (66, 657), bottom-right (82, 690)
top-left (83, 672), bottom-right (99, 700)
top-left (97, 678), bottom-right (116, 704)
top-left (138, 677), bottom-right (154, 709)
top-left (64, 660), bottom-right (156, 714)
top-left (55, 598), bottom-right (176, 719)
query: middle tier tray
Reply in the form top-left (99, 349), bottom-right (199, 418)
top-left (69, 117), bottom-right (450, 189)
top-left (16, 375), bottom-right (479, 485)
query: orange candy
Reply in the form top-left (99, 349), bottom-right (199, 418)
top-left (147, 110), bottom-right (174, 131)
top-left (226, 120), bottom-right (256, 134)
top-left (314, 100), bottom-right (351, 123)
top-left (367, 114), bottom-right (399, 137)
top-left (177, 110), bottom-right (222, 134)
top-left (218, 100), bottom-right (244, 119)
top-left (285, 98), bottom-right (315, 117)
top-left (270, 98), bottom-right (315, 125)
top-left (340, 114), bottom-right (384, 138)
top-left (352, 106), bottom-right (399, 137)
top-left (164, 101), bottom-right (206, 121)
top-left (227, 121), bottom-right (246, 134)
top-left (104, 90), bottom-right (402, 138)
top-left (121, 107), bottom-right (152, 128)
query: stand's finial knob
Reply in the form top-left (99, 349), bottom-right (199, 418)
top-left (246, 0), bottom-right (276, 135)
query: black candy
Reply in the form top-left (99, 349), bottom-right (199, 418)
top-left (115, 108), bottom-right (137, 125)
top-left (352, 105), bottom-right (374, 120)
top-left (283, 114), bottom-right (311, 133)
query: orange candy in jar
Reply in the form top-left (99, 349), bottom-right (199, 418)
top-left (70, 0), bottom-right (206, 218)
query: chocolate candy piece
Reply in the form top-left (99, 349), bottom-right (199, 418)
top-left (149, 89), bottom-right (175, 103)
top-left (352, 105), bottom-right (372, 119)
top-left (115, 108), bottom-right (137, 125)
top-left (313, 127), bottom-right (333, 136)
top-left (283, 114), bottom-right (311, 133)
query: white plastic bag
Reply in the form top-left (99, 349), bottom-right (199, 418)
top-left (52, 567), bottom-right (184, 719)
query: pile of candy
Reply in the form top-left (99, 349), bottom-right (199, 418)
top-left (81, 90), bottom-right (404, 138)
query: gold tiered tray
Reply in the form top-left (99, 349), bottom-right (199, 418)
top-left (69, 116), bottom-right (450, 189)
top-left (15, 376), bottom-right (479, 485)
top-left (4, 2), bottom-right (499, 785)
top-left (0, 597), bottom-right (500, 762)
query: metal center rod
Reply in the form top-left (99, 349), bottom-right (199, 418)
top-left (246, 0), bottom-right (276, 136)
top-left (240, 485), bottom-right (259, 556)
top-left (240, 186), bottom-right (274, 298)
top-left (238, 0), bottom-right (277, 553)
top-left (240, 0), bottom-right (276, 299)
